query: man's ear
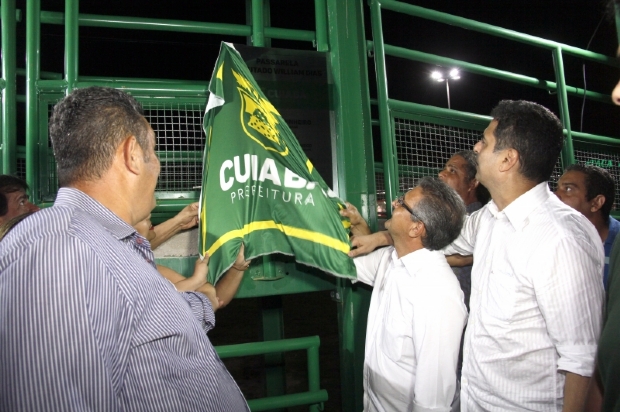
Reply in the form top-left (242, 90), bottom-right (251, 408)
top-left (499, 148), bottom-right (520, 173)
top-left (408, 219), bottom-right (425, 239)
top-left (590, 194), bottom-right (606, 213)
top-left (121, 135), bottom-right (142, 175)
top-left (468, 179), bottom-right (480, 193)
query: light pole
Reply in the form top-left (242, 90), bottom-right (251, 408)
top-left (431, 69), bottom-right (460, 109)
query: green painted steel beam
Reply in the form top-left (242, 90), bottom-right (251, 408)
top-left (314, 0), bottom-right (328, 51)
top-left (80, 75), bottom-right (206, 85)
top-left (326, 0), bottom-right (375, 410)
top-left (1, 0), bottom-right (17, 174)
top-left (216, 336), bottom-right (320, 357)
top-left (372, 42), bottom-right (612, 105)
top-left (64, 0), bottom-right (78, 94)
top-left (25, 0), bottom-right (41, 202)
top-left (39, 11), bottom-right (315, 43)
top-left (246, 391), bottom-right (328, 411)
top-left (370, 0), bottom-right (397, 217)
top-left (75, 81), bottom-right (208, 96)
top-left (571, 131), bottom-right (620, 146)
top-left (379, 0), bottom-right (619, 67)
top-left (252, 0), bottom-right (265, 46)
top-left (553, 47), bottom-right (575, 167)
top-left (389, 99), bottom-right (492, 125)
top-left (16, 68), bottom-right (62, 80)
top-left (40, 11), bottom-right (251, 37)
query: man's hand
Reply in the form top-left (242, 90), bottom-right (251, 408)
top-left (174, 202), bottom-right (199, 230)
top-left (340, 202), bottom-right (372, 236)
top-left (150, 202), bottom-right (200, 249)
top-left (349, 231), bottom-right (392, 258)
top-left (216, 243), bottom-right (251, 309)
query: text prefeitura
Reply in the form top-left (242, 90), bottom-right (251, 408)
top-left (219, 154), bottom-right (336, 205)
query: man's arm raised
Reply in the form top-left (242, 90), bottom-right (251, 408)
top-left (349, 231), bottom-right (393, 258)
top-left (151, 202), bottom-right (199, 249)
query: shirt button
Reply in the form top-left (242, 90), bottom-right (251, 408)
top-left (136, 238), bottom-right (143, 244)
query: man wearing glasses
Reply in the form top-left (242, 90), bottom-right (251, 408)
top-left (350, 176), bottom-right (468, 412)
top-left (351, 101), bottom-right (604, 411)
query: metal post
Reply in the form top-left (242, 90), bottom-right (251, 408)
top-left (552, 47), bottom-right (575, 168)
top-left (369, 0), bottom-right (398, 217)
top-left (314, 0), bottom-right (328, 52)
top-left (326, 0), bottom-right (375, 409)
top-left (1, 0), bottom-right (17, 174)
top-left (26, 0), bottom-right (41, 202)
top-left (251, 0), bottom-right (265, 47)
top-left (65, 0), bottom-right (79, 94)
top-left (446, 79), bottom-right (451, 110)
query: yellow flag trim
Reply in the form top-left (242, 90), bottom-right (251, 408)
top-left (206, 220), bottom-right (351, 257)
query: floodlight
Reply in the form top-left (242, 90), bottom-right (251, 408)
top-left (431, 71), bottom-right (443, 80)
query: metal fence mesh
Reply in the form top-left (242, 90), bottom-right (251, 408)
top-left (16, 157), bottom-right (26, 180)
top-left (143, 102), bottom-right (206, 192)
top-left (392, 117), bottom-right (482, 193)
top-left (42, 100), bottom-right (206, 199)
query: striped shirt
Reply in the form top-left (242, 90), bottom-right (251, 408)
top-left (445, 182), bottom-right (604, 411)
top-left (0, 188), bottom-right (248, 412)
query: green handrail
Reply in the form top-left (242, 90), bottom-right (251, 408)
top-left (370, 0), bottom-right (619, 201)
top-left (368, 42), bottom-right (612, 105)
top-left (216, 336), bottom-right (326, 412)
top-left (379, 0), bottom-right (619, 67)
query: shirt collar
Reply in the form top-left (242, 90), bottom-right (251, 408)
top-left (54, 187), bottom-right (137, 241)
top-left (487, 182), bottom-right (550, 231)
top-left (390, 247), bottom-right (441, 274)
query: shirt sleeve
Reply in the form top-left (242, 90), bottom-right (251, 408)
top-left (412, 281), bottom-right (467, 412)
top-left (534, 232), bottom-right (604, 376)
top-left (443, 209), bottom-right (481, 256)
top-left (353, 247), bottom-right (392, 287)
top-left (180, 292), bottom-right (216, 332)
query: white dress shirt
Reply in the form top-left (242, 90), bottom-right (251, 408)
top-left (444, 182), bottom-right (604, 411)
top-left (354, 247), bottom-right (468, 412)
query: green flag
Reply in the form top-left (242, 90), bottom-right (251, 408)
top-left (199, 42), bottom-right (356, 284)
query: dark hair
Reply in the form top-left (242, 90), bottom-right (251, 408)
top-left (490, 100), bottom-right (564, 184)
top-left (412, 176), bottom-right (466, 250)
top-left (0, 175), bottom-right (29, 217)
top-left (0, 211), bottom-right (35, 241)
top-left (565, 164), bottom-right (615, 221)
top-left (49, 86), bottom-right (150, 187)
top-left (453, 150), bottom-right (491, 204)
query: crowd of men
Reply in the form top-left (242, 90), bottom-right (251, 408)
top-left (2, 5), bottom-right (620, 412)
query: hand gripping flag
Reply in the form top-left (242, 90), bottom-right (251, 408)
top-left (199, 42), bottom-right (356, 284)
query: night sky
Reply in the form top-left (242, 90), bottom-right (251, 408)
top-left (12, 0), bottom-right (620, 142)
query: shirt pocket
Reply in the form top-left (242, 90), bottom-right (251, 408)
top-left (485, 269), bottom-right (518, 322)
top-left (381, 318), bottom-right (409, 363)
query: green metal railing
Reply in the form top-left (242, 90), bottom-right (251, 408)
top-left (21, 0), bottom-right (329, 206)
top-left (369, 0), bottom-right (620, 213)
top-left (215, 336), bottom-right (327, 412)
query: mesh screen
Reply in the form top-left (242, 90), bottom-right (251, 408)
top-left (143, 102), bottom-right (205, 192)
top-left (393, 118), bottom-right (482, 193)
top-left (16, 157), bottom-right (26, 180)
top-left (43, 100), bottom-right (206, 198)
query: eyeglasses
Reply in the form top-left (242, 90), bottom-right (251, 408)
top-left (395, 195), bottom-right (424, 223)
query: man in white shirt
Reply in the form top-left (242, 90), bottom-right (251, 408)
top-left (352, 176), bottom-right (468, 412)
top-left (350, 100), bottom-right (604, 411)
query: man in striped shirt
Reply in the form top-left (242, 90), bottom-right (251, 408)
top-left (0, 86), bottom-right (249, 411)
